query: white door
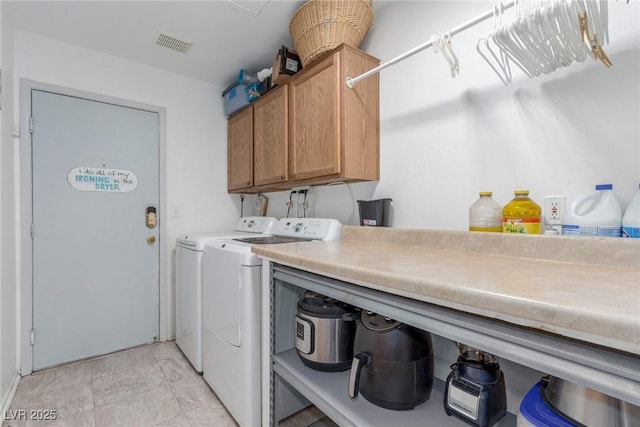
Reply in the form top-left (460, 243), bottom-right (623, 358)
top-left (31, 90), bottom-right (160, 370)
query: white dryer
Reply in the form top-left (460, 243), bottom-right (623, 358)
top-left (202, 218), bottom-right (342, 426)
top-left (175, 216), bottom-right (277, 373)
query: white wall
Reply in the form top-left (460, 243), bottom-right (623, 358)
top-left (1, 4), bottom-right (19, 411)
top-left (367, 0), bottom-right (639, 229)
top-left (12, 29), bottom-right (239, 344)
top-left (261, 1), bottom-right (639, 230)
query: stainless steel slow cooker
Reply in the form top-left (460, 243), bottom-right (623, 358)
top-left (295, 291), bottom-right (359, 372)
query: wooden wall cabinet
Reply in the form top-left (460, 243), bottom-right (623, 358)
top-left (227, 44), bottom-right (379, 193)
top-left (227, 85), bottom-right (288, 192)
top-left (289, 44), bottom-right (380, 185)
top-left (227, 106), bottom-right (253, 191)
top-left (253, 85), bottom-right (289, 188)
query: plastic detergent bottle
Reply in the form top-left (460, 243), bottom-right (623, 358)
top-left (502, 190), bottom-right (541, 234)
top-left (622, 184), bottom-right (640, 238)
top-left (561, 184), bottom-right (622, 237)
top-left (469, 191), bottom-right (502, 232)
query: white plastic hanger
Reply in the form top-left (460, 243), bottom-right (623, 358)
top-left (433, 31), bottom-right (460, 78)
top-left (445, 32), bottom-right (461, 77)
top-left (556, 0), bottom-right (589, 63)
top-left (501, 15), bottom-right (543, 76)
top-left (600, 0), bottom-right (609, 44)
top-left (477, 4), bottom-right (513, 85)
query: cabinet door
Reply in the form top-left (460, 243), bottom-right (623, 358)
top-left (227, 107), bottom-right (254, 191)
top-left (289, 54), bottom-right (341, 181)
top-left (254, 85), bottom-right (288, 187)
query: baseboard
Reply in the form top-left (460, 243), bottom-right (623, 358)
top-left (0, 373), bottom-right (21, 417)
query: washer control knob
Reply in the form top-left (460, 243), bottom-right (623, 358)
top-left (294, 222), bottom-right (304, 232)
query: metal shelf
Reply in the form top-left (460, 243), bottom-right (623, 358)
top-left (272, 265), bottom-right (640, 406)
top-left (273, 348), bottom-right (488, 427)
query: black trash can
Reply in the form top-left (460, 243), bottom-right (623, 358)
top-left (357, 198), bottom-right (392, 227)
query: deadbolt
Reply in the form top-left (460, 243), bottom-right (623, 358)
top-left (147, 235), bottom-right (156, 244)
top-left (146, 206), bottom-right (157, 229)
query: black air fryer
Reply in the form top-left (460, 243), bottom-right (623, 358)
top-left (348, 311), bottom-right (434, 410)
top-left (444, 344), bottom-right (507, 427)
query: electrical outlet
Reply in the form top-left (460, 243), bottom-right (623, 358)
top-left (291, 185), bottom-right (312, 193)
top-left (544, 196), bottom-right (566, 226)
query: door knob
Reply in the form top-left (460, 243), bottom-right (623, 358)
top-left (146, 235), bottom-right (156, 244)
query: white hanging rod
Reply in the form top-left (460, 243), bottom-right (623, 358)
top-left (346, 0), bottom-right (516, 88)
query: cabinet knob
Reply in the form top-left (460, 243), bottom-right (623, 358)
top-left (281, 175), bottom-right (285, 181)
top-left (246, 181), bottom-right (251, 186)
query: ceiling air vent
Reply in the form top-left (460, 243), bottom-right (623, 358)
top-left (224, 0), bottom-right (270, 16)
top-left (155, 32), bottom-right (193, 54)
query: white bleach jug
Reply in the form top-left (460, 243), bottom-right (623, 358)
top-left (561, 184), bottom-right (622, 237)
top-left (622, 184), bottom-right (640, 238)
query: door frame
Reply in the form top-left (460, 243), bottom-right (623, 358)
top-left (19, 80), bottom-right (168, 374)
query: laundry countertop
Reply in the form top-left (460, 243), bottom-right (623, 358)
top-left (252, 226), bottom-right (640, 356)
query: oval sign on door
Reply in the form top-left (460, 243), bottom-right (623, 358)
top-left (67, 166), bottom-right (138, 193)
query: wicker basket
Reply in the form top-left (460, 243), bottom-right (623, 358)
top-left (289, 0), bottom-right (373, 67)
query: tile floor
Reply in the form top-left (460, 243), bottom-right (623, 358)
top-left (2, 341), bottom-right (323, 427)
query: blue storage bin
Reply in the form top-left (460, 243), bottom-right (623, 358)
top-left (222, 82), bottom-right (262, 116)
top-left (518, 382), bottom-right (576, 426)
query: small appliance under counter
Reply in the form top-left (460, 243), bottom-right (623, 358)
top-left (255, 227), bottom-right (640, 427)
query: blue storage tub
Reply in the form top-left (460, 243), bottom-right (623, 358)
top-left (222, 82), bottom-right (261, 116)
top-left (518, 382), bottom-right (576, 426)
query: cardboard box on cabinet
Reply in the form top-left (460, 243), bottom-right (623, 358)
top-left (272, 46), bottom-right (302, 86)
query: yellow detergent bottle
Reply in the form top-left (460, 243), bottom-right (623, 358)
top-left (502, 190), bottom-right (541, 234)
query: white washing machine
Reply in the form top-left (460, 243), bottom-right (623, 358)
top-left (175, 216), bottom-right (277, 373)
top-left (202, 218), bottom-right (342, 426)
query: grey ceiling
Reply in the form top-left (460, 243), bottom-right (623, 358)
top-left (5, 0), bottom-right (314, 88)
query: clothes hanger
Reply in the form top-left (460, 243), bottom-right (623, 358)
top-left (477, 4), bottom-right (513, 85)
top-left (511, 12), bottom-right (547, 75)
top-left (539, 2), bottom-right (571, 69)
top-left (494, 18), bottom-right (537, 77)
top-left (599, 0), bottom-right (609, 44)
top-left (531, 5), bottom-right (560, 72)
top-left (477, 37), bottom-right (512, 85)
top-left (433, 31), bottom-right (460, 78)
top-left (445, 31), bottom-right (460, 77)
top-left (509, 0), bottom-right (551, 75)
top-left (557, 0), bottom-right (589, 63)
top-left (529, 3), bottom-right (563, 73)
